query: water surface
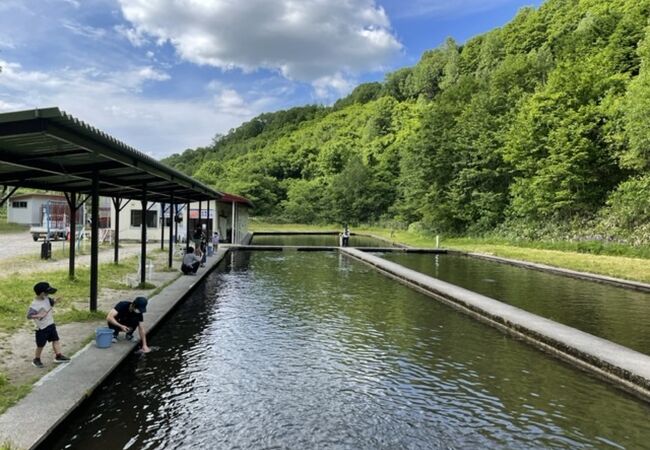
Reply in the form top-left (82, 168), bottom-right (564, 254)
top-left (251, 233), bottom-right (391, 247)
top-left (46, 251), bottom-right (650, 449)
top-left (380, 252), bottom-right (650, 355)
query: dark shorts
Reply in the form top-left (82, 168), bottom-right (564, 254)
top-left (35, 324), bottom-right (59, 348)
top-left (181, 261), bottom-right (200, 274)
top-left (107, 317), bottom-right (140, 337)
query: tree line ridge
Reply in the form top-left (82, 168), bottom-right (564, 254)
top-left (163, 0), bottom-right (650, 245)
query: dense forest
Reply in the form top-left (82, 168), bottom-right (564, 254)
top-left (163, 0), bottom-right (650, 244)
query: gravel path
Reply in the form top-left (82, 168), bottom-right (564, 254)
top-left (0, 232), bottom-right (48, 259)
top-left (0, 231), bottom-right (176, 273)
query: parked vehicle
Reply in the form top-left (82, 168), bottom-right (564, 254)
top-left (29, 201), bottom-right (69, 242)
top-left (30, 226), bottom-right (67, 241)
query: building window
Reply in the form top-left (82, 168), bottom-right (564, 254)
top-left (12, 201), bottom-right (27, 208)
top-left (130, 210), bottom-right (158, 228)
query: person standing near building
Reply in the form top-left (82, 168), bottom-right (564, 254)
top-left (212, 230), bottom-right (220, 253)
top-left (27, 281), bottom-right (70, 368)
top-left (192, 226), bottom-right (203, 257)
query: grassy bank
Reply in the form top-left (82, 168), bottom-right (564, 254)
top-left (0, 256), bottom-right (139, 332)
top-left (249, 220), bottom-right (650, 283)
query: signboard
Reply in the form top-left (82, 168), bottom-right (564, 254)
top-left (189, 209), bottom-right (213, 219)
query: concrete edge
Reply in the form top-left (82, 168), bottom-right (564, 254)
top-left (341, 247), bottom-right (650, 402)
top-left (251, 231), bottom-right (341, 235)
top-left (0, 249), bottom-right (230, 450)
top-left (241, 232), bottom-right (253, 245)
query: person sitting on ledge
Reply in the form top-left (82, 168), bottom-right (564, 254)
top-left (181, 246), bottom-right (201, 275)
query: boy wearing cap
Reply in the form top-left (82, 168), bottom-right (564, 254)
top-left (106, 296), bottom-right (151, 353)
top-left (26, 281), bottom-right (70, 368)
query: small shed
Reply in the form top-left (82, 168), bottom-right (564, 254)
top-left (7, 193), bottom-right (67, 226)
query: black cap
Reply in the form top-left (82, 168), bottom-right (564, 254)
top-left (34, 282), bottom-right (57, 295)
top-left (133, 296), bottom-right (148, 313)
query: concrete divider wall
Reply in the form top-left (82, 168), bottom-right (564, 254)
top-left (341, 247), bottom-right (650, 402)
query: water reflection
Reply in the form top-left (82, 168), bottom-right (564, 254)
top-left (380, 252), bottom-right (650, 355)
top-left (45, 252), bottom-right (650, 450)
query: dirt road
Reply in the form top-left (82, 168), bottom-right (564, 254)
top-left (0, 231), bottom-right (172, 272)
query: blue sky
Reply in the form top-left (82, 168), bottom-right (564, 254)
top-left (0, 0), bottom-right (543, 159)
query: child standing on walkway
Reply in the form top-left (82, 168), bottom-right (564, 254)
top-left (26, 281), bottom-right (70, 368)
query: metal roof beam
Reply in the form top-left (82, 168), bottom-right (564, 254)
top-left (44, 121), bottom-right (217, 196)
top-left (0, 118), bottom-right (47, 138)
top-left (0, 108), bottom-right (224, 202)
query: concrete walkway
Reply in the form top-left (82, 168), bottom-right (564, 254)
top-left (0, 248), bottom-right (229, 450)
top-left (341, 247), bottom-right (650, 401)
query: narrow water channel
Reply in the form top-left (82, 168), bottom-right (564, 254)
top-left (379, 252), bottom-right (650, 355)
top-left (46, 251), bottom-right (650, 449)
top-left (251, 233), bottom-right (390, 247)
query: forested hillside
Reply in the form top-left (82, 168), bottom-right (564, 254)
top-left (164, 0), bottom-right (650, 243)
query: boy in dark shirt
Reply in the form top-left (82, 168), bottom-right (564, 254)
top-left (106, 296), bottom-right (151, 353)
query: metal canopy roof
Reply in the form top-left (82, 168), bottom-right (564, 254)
top-left (0, 107), bottom-right (222, 203)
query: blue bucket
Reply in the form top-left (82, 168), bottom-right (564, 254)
top-left (95, 327), bottom-right (113, 349)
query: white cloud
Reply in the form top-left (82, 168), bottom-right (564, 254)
top-left (0, 38), bottom-right (15, 49)
top-left (312, 73), bottom-right (354, 99)
top-left (0, 99), bottom-right (23, 110)
top-left (0, 59), bottom-right (268, 158)
top-left (213, 89), bottom-right (249, 115)
top-left (117, 0), bottom-right (402, 82)
top-left (136, 66), bottom-right (170, 82)
top-left (115, 24), bottom-right (149, 47)
top-left (62, 20), bottom-right (107, 39)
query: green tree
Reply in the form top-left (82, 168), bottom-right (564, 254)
top-left (622, 25), bottom-right (650, 171)
top-left (281, 178), bottom-right (326, 223)
top-left (326, 157), bottom-right (394, 224)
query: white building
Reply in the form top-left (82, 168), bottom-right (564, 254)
top-left (7, 192), bottom-right (252, 244)
top-left (7, 193), bottom-right (64, 225)
top-left (7, 193), bottom-right (111, 227)
top-left (111, 193), bottom-right (252, 243)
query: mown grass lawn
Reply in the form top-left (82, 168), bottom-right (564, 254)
top-left (0, 256), bottom-right (140, 332)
